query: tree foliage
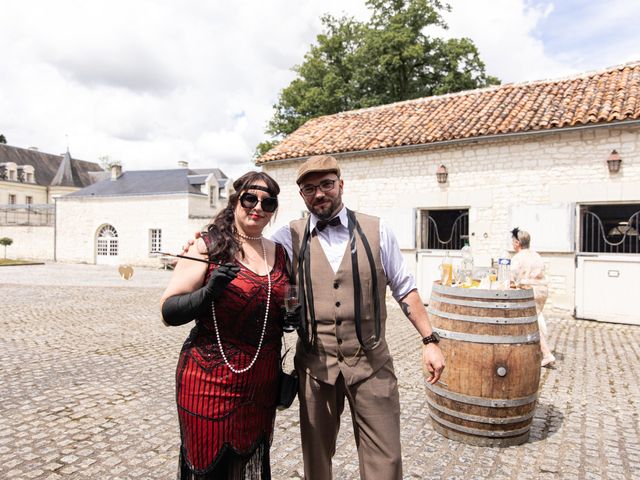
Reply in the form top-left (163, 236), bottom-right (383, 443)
top-left (257, 0), bottom-right (499, 154)
top-left (0, 237), bottom-right (13, 259)
top-left (0, 134), bottom-right (6, 144)
top-left (98, 155), bottom-right (121, 170)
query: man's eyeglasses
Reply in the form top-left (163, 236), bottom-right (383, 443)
top-left (240, 192), bottom-right (278, 213)
top-left (300, 179), bottom-right (337, 197)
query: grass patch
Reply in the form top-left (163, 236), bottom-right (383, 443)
top-left (0, 259), bottom-right (44, 266)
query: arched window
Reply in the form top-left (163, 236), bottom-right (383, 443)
top-left (96, 224), bottom-right (119, 262)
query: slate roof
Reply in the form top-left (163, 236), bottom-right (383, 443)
top-left (257, 61), bottom-right (640, 164)
top-left (66, 168), bottom-right (228, 197)
top-left (0, 144), bottom-right (103, 187)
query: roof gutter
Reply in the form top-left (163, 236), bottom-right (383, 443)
top-left (258, 118), bottom-right (640, 166)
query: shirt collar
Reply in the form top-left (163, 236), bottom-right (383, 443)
top-left (309, 205), bottom-right (347, 232)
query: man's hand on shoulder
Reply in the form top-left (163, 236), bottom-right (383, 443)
top-left (181, 231), bottom-right (204, 255)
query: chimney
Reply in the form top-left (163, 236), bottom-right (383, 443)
top-left (111, 164), bottom-right (122, 181)
top-left (178, 160), bottom-right (189, 168)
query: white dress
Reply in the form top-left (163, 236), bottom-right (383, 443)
top-left (511, 249), bottom-right (548, 335)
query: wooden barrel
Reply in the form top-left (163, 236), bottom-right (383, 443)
top-left (425, 282), bottom-right (541, 447)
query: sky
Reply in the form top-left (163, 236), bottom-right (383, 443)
top-left (1, 0), bottom-right (639, 179)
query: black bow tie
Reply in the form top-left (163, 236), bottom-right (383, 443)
top-left (316, 216), bottom-right (341, 232)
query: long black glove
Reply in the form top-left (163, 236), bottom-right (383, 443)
top-left (162, 263), bottom-right (240, 326)
top-left (282, 304), bottom-right (302, 333)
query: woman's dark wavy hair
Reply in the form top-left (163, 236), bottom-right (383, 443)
top-left (206, 171), bottom-right (280, 262)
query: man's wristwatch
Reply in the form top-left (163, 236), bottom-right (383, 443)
top-left (422, 331), bottom-right (441, 345)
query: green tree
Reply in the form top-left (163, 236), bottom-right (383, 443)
top-left (257, 0), bottom-right (499, 154)
top-left (0, 237), bottom-right (13, 259)
top-left (98, 155), bottom-right (121, 170)
top-left (0, 134), bottom-right (6, 144)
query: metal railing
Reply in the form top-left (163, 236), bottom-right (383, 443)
top-left (580, 210), bottom-right (640, 254)
top-left (0, 204), bottom-right (55, 226)
top-left (423, 212), bottom-right (469, 250)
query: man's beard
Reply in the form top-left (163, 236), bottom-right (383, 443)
top-left (309, 196), bottom-right (340, 220)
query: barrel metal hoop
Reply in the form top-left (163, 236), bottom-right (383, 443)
top-left (432, 283), bottom-right (534, 300)
top-left (428, 306), bottom-right (538, 325)
top-left (425, 381), bottom-right (538, 407)
top-left (433, 327), bottom-right (540, 344)
top-left (426, 397), bottom-right (536, 425)
top-left (429, 293), bottom-right (537, 310)
top-left (429, 412), bottom-right (532, 438)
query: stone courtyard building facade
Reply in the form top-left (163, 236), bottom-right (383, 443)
top-left (0, 144), bottom-right (104, 259)
top-left (56, 164), bottom-right (231, 267)
top-left (258, 62), bottom-right (640, 325)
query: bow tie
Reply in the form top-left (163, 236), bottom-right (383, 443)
top-left (315, 216), bottom-right (341, 232)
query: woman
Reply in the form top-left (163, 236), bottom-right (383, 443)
top-left (161, 171), bottom-right (289, 479)
top-left (511, 228), bottom-right (556, 367)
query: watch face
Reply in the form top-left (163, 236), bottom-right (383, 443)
top-left (423, 332), bottom-right (440, 345)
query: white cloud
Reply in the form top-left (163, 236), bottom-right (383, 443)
top-left (0, 0), bottom-right (637, 180)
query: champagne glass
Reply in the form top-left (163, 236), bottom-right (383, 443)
top-left (283, 284), bottom-right (300, 332)
top-left (284, 285), bottom-right (299, 312)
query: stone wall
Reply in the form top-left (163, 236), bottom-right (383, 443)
top-left (0, 225), bottom-right (54, 260)
top-left (263, 124), bottom-right (640, 314)
top-left (56, 194), bottom-right (193, 266)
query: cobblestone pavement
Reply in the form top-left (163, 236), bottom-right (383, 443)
top-left (1, 263), bottom-right (639, 479)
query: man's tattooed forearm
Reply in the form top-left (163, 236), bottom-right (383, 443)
top-left (400, 301), bottom-right (411, 318)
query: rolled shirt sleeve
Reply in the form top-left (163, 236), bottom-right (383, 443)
top-left (380, 219), bottom-right (417, 301)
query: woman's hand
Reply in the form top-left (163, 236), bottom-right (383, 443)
top-left (205, 263), bottom-right (240, 300)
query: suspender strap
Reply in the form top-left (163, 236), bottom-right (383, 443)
top-left (347, 212), bottom-right (364, 348)
top-left (347, 209), bottom-right (381, 350)
top-left (297, 219), bottom-right (314, 349)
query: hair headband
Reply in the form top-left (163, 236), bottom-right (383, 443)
top-left (246, 184), bottom-right (275, 196)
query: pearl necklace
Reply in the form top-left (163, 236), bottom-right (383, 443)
top-left (237, 231), bottom-right (262, 241)
top-left (211, 237), bottom-right (271, 374)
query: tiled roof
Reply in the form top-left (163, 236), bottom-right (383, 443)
top-left (257, 62), bottom-right (640, 164)
top-left (66, 168), bottom-right (228, 197)
top-left (0, 144), bottom-right (103, 186)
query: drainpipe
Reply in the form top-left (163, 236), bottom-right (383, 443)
top-left (53, 196), bottom-right (57, 262)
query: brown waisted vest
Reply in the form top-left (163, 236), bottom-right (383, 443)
top-left (290, 212), bottom-right (390, 385)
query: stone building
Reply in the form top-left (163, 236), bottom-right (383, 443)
top-left (56, 164), bottom-right (231, 266)
top-left (0, 144), bottom-right (104, 259)
top-left (258, 62), bottom-right (640, 325)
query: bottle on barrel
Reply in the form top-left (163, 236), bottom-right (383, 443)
top-left (497, 250), bottom-right (511, 289)
top-left (440, 251), bottom-right (453, 286)
top-left (460, 243), bottom-right (473, 287)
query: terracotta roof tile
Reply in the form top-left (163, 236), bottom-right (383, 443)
top-left (257, 62), bottom-right (640, 164)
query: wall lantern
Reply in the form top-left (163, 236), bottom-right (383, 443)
top-left (436, 164), bottom-right (448, 184)
top-left (607, 150), bottom-right (622, 174)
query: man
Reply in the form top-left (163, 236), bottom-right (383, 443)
top-left (511, 228), bottom-right (556, 367)
top-left (270, 155), bottom-right (445, 480)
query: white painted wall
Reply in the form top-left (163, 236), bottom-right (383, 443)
top-left (263, 125), bottom-right (640, 315)
top-left (56, 194), bottom-right (195, 266)
top-left (0, 225), bottom-right (54, 260)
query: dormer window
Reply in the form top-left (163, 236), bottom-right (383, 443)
top-left (18, 165), bottom-right (35, 183)
top-left (2, 162), bottom-right (18, 181)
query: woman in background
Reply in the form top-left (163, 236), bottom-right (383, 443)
top-left (161, 172), bottom-right (289, 479)
top-left (511, 228), bottom-right (556, 367)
